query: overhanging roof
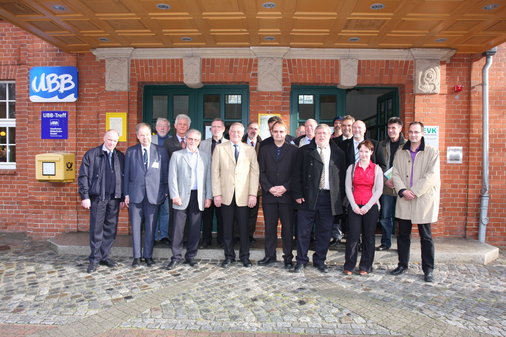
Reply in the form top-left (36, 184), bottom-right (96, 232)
top-left (0, 0), bottom-right (505, 54)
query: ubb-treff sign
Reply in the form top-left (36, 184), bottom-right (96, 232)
top-left (30, 66), bottom-right (78, 102)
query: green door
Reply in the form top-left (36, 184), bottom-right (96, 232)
top-left (143, 85), bottom-right (249, 137)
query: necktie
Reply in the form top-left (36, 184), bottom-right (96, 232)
top-left (109, 151), bottom-right (113, 167)
top-left (180, 138), bottom-right (186, 149)
top-left (143, 148), bottom-right (148, 169)
top-left (251, 141), bottom-right (255, 147)
top-left (319, 147), bottom-right (326, 189)
top-left (355, 144), bottom-right (360, 163)
top-left (234, 144), bottom-right (239, 162)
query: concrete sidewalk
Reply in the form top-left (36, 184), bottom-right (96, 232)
top-left (48, 231), bottom-right (500, 265)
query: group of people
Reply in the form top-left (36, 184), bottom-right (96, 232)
top-left (78, 113), bottom-right (440, 283)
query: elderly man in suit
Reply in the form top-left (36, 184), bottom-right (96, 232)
top-left (166, 129), bottom-right (212, 270)
top-left (199, 118), bottom-right (228, 248)
top-left (340, 120), bottom-right (386, 171)
top-left (291, 124), bottom-right (346, 273)
top-left (212, 122), bottom-right (259, 268)
top-left (293, 119), bottom-right (318, 147)
top-left (164, 114), bottom-right (191, 157)
top-left (124, 123), bottom-right (169, 267)
top-left (78, 129), bottom-right (125, 273)
top-left (258, 121), bottom-right (297, 269)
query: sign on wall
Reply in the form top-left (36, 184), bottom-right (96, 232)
top-left (30, 66), bottom-right (78, 102)
top-left (423, 125), bottom-right (439, 149)
top-left (41, 111), bottom-right (68, 139)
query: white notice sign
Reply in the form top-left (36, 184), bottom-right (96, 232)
top-left (423, 126), bottom-right (439, 149)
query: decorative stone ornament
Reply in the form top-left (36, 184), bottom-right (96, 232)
top-left (183, 56), bottom-right (203, 88)
top-left (338, 58), bottom-right (358, 89)
top-left (257, 57), bottom-right (283, 92)
top-left (415, 59), bottom-right (441, 94)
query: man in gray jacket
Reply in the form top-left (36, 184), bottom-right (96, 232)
top-left (376, 117), bottom-right (406, 251)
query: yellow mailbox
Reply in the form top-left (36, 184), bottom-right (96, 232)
top-left (35, 153), bottom-right (75, 183)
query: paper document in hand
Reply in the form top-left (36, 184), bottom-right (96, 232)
top-left (384, 167), bottom-right (393, 180)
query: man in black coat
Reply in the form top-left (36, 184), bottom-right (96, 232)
top-left (291, 124), bottom-right (346, 273)
top-left (340, 120), bottom-right (386, 171)
top-left (78, 129), bottom-right (125, 273)
top-left (258, 121), bottom-right (297, 269)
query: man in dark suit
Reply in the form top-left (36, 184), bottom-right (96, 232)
top-left (124, 123), bottom-right (169, 267)
top-left (259, 116), bottom-right (295, 149)
top-left (212, 122), bottom-right (259, 268)
top-left (242, 122), bottom-right (262, 242)
top-left (164, 113), bottom-right (191, 158)
top-left (291, 124), bottom-right (346, 273)
top-left (78, 129), bottom-right (125, 273)
top-left (293, 119), bottom-right (317, 147)
top-left (166, 129), bottom-right (212, 270)
top-left (258, 121), bottom-right (297, 269)
top-left (340, 120), bottom-right (386, 171)
top-left (332, 115), bottom-right (354, 145)
top-left (199, 118), bottom-right (228, 248)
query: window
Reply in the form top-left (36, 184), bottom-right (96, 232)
top-left (0, 81), bottom-right (15, 169)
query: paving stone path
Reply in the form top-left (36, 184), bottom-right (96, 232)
top-left (0, 233), bottom-right (504, 337)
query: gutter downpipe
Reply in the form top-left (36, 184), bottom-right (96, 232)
top-left (479, 47), bottom-right (497, 243)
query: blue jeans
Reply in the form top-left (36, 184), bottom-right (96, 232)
top-left (155, 198), bottom-right (169, 241)
top-left (379, 195), bottom-right (396, 248)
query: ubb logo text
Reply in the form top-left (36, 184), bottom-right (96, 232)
top-left (29, 66), bottom-right (78, 103)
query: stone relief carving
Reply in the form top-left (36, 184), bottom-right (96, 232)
top-left (338, 58), bottom-right (358, 89)
top-left (183, 56), bottom-right (203, 89)
top-left (415, 59), bottom-right (440, 94)
top-left (105, 58), bottom-right (129, 91)
top-left (257, 57), bottom-right (282, 92)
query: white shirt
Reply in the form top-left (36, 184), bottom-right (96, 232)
top-left (318, 145), bottom-right (331, 190)
top-left (187, 149), bottom-right (199, 190)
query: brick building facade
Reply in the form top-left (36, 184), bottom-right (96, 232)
top-left (0, 22), bottom-right (504, 247)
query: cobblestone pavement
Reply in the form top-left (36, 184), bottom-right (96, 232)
top-left (0, 232), bottom-right (504, 337)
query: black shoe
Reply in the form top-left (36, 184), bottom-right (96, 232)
top-left (87, 263), bottom-right (97, 273)
top-left (257, 257), bottom-right (277, 266)
top-left (242, 259), bottom-right (253, 267)
top-left (376, 245), bottom-right (390, 251)
top-left (146, 258), bottom-right (155, 267)
top-left (284, 261), bottom-right (294, 269)
top-left (390, 265), bottom-right (408, 275)
top-left (314, 263), bottom-right (329, 273)
top-left (166, 260), bottom-right (181, 270)
top-left (424, 271), bottom-right (434, 283)
top-left (329, 237), bottom-right (341, 246)
top-left (200, 241), bottom-right (211, 249)
top-left (99, 259), bottom-right (116, 268)
top-left (221, 258), bottom-right (235, 268)
top-left (290, 263), bottom-right (305, 273)
top-left (131, 258), bottom-right (140, 267)
top-left (184, 258), bottom-right (197, 267)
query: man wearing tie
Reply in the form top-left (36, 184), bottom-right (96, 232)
top-left (292, 124), bottom-right (346, 273)
top-left (78, 129), bottom-right (125, 273)
top-left (164, 113), bottom-right (191, 158)
top-left (166, 129), bottom-right (212, 270)
top-left (124, 123), bottom-right (169, 267)
top-left (199, 118), bottom-right (228, 248)
top-left (212, 122), bottom-right (259, 268)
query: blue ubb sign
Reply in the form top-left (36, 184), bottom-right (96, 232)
top-left (30, 66), bottom-right (78, 102)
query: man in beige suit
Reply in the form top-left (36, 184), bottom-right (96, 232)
top-left (212, 122), bottom-right (259, 268)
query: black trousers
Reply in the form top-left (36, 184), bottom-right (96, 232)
top-left (88, 198), bottom-right (120, 264)
top-left (221, 195), bottom-right (249, 261)
top-left (295, 190), bottom-right (333, 266)
top-left (202, 202), bottom-right (223, 244)
top-left (248, 198), bottom-right (259, 238)
top-left (171, 191), bottom-right (202, 262)
top-left (397, 219), bottom-right (435, 273)
top-left (344, 204), bottom-right (378, 272)
top-left (262, 202), bottom-right (294, 262)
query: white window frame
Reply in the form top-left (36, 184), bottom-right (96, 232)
top-left (0, 81), bottom-right (16, 170)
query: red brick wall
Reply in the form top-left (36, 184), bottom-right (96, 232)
top-left (1, 21), bottom-right (505, 246)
